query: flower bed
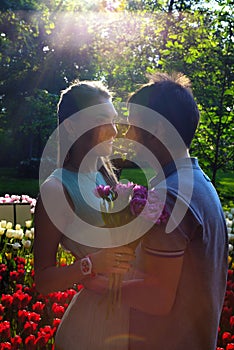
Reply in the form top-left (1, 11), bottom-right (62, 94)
top-left (0, 195), bottom-right (233, 349)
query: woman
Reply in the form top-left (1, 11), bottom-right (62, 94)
top-left (34, 81), bottom-right (135, 350)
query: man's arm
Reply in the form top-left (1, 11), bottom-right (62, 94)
top-left (120, 224), bottom-right (185, 315)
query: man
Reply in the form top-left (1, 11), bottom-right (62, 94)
top-left (123, 72), bottom-right (228, 349)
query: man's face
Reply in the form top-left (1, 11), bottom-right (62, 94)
top-left (126, 106), bottom-right (156, 155)
top-left (125, 107), bottom-right (145, 144)
top-left (125, 105), bottom-right (164, 168)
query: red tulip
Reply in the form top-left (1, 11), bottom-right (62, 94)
top-left (34, 334), bottom-right (48, 347)
top-left (12, 291), bottom-right (32, 309)
top-left (222, 332), bottom-right (232, 345)
top-left (1, 295), bottom-right (13, 308)
top-left (0, 321), bottom-right (11, 340)
top-left (23, 321), bottom-right (38, 336)
top-left (27, 312), bottom-right (41, 323)
top-left (0, 304), bottom-right (5, 316)
top-left (39, 325), bottom-right (55, 337)
top-left (53, 318), bottom-right (61, 328)
top-left (226, 344), bottom-right (234, 350)
top-left (52, 303), bottom-right (65, 318)
top-left (11, 335), bottom-right (22, 350)
top-left (0, 343), bottom-right (12, 349)
top-left (0, 264), bottom-right (7, 273)
top-left (32, 301), bottom-right (45, 314)
top-left (24, 334), bottom-right (37, 350)
top-left (18, 309), bottom-right (28, 324)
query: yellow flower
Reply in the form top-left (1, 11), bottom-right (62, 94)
top-left (25, 220), bottom-right (32, 228)
top-left (5, 252), bottom-right (12, 260)
top-left (232, 262), bottom-right (234, 270)
top-left (6, 222), bottom-right (13, 229)
top-left (0, 220), bottom-right (7, 228)
top-left (15, 224), bottom-right (21, 230)
top-left (0, 227), bottom-right (5, 235)
top-left (228, 255), bottom-right (232, 264)
top-left (60, 257), bottom-right (67, 265)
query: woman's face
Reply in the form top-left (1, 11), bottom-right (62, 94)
top-left (67, 98), bottom-right (117, 158)
top-left (91, 99), bottom-right (118, 156)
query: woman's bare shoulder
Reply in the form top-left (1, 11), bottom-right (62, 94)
top-left (39, 175), bottom-right (66, 199)
top-left (39, 175), bottom-right (74, 213)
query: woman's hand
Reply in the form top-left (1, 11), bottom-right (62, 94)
top-left (90, 246), bottom-right (135, 276)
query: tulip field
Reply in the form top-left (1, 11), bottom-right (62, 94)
top-left (0, 194), bottom-right (234, 349)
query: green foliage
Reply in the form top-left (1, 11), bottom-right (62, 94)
top-left (20, 89), bottom-right (58, 158)
top-left (0, 0), bottom-right (233, 186)
top-left (152, 8), bottom-right (234, 184)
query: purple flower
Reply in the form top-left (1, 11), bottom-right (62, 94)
top-left (93, 185), bottom-right (111, 199)
top-left (132, 185), bottom-right (148, 199)
top-left (114, 182), bottom-right (134, 195)
top-left (114, 182), bottom-right (134, 203)
top-left (147, 189), bottom-right (161, 203)
top-left (130, 197), bottom-right (147, 215)
top-left (142, 201), bottom-right (164, 223)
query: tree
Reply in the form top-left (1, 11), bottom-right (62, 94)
top-left (0, 0), bottom-right (233, 189)
top-left (152, 7), bottom-right (234, 185)
top-left (20, 89), bottom-right (58, 158)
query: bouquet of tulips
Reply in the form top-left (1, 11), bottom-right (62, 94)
top-left (94, 182), bottom-right (168, 316)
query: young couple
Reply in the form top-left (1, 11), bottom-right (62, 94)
top-left (34, 73), bottom-right (228, 350)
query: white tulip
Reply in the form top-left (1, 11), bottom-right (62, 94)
top-left (229, 244), bottom-right (233, 252)
top-left (228, 233), bottom-right (234, 242)
top-left (0, 227), bottom-right (5, 235)
top-left (0, 220), bottom-right (7, 228)
top-left (25, 220), bottom-right (32, 228)
top-left (25, 230), bottom-right (32, 239)
top-left (30, 227), bottom-right (35, 238)
top-left (6, 222), bottom-right (13, 229)
top-left (228, 213), bottom-right (233, 220)
top-left (226, 219), bottom-right (233, 228)
top-left (15, 224), bottom-right (21, 230)
top-left (6, 229), bottom-right (15, 238)
top-left (13, 229), bottom-right (24, 239)
top-left (22, 239), bottom-right (31, 248)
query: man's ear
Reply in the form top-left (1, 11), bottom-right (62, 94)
top-left (151, 120), bottom-right (165, 142)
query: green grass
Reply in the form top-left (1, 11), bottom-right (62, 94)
top-left (0, 167), bottom-right (233, 207)
top-left (0, 168), bottom-right (39, 198)
top-left (120, 167), bottom-right (156, 187)
top-left (215, 171), bottom-right (234, 207)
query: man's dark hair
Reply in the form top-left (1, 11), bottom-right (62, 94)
top-left (127, 72), bottom-right (200, 148)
